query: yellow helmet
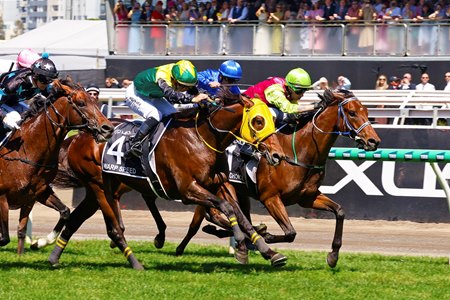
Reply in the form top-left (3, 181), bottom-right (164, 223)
top-left (171, 60), bottom-right (198, 86)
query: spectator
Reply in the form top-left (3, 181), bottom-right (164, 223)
top-left (122, 78), bottom-right (132, 88)
top-left (229, 0), bottom-right (248, 23)
top-left (416, 72), bottom-right (436, 90)
top-left (333, 0), bottom-right (348, 20)
top-left (305, 0), bottom-right (324, 22)
top-left (345, 1), bottom-right (361, 22)
top-left (444, 72), bottom-right (450, 91)
top-left (217, 1), bottom-right (231, 22)
top-left (205, 0), bottom-right (219, 22)
top-left (320, 0), bottom-right (337, 21)
top-left (383, 0), bottom-right (402, 22)
top-left (114, 0), bottom-right (129, 23)
top-left (337, 76), bottom-right (351, 90)
top-left (151, 1), bottom-right (167, 52)
top-left (296, 2), bottom-right (310, 20)
top-left (312, 77), bottom-right (329, 90)
top-left (105, 77), bottom-right (121, 88)
top-left (375, 74), bottom-right (389, 90)
top-left (387, 76), bottom-right (401, 90)
top-left (268, 3), bottom-right (285, 54)
top-left (399, 72), bottom-right (416, 90)
top-left (85, 84), bottom-right (100, 103)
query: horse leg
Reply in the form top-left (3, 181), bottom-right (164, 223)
top-left (176, 205), bottom-right (206, 256)
top-left (0, 197), bottom-right (10, 247)
top-left (306, 193), bottom-right (345, 268)
top-left (260, 195), bottom-right (297, 244)
top-left (218, 182), bottom-right (287, 267)
top-left (142, 194), bottom-right (166, 249)
top-left (99, 175), bottom-right (143, 270)
top-left (109, 193), bottom-right (125, 249)
top-left (31, 192), bottom-right (71, 250)
top-left (48, 190), bottom-right (99, 267)
top-left (17, 205), bottom-right (34, 255)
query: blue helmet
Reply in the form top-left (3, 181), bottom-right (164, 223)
top-left (218, 60), bottom-right (242, 80)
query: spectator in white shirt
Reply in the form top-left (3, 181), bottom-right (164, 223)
top-left (415, 73), bottom-right (435, 90)
top-left (444, 72), bottom-right (450, 91)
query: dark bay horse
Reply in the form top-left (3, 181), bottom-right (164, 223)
top-left (0, 78), bottom-right (114, 254)
top-left (48, 95), bottom-right (288, 270)
top-left (152, 89), bottom-right (381, 268)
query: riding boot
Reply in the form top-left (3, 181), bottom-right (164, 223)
top-left (128, 117), bottom-right (159, 157)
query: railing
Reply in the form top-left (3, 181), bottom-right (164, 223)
top-left (113, 21), bottom-right (450, 57)
top-left (98, 88), bottom-right (450, 127)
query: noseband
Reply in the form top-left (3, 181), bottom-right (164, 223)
top-left (313, 96), bottom-right (371, 138)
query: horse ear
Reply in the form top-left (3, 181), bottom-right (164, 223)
top-left (52, 79), bottom-right (72, 95)
top-left (317, 92), bottom-right (325, 102)
top-left (323, 88), bottom-right (333, 99)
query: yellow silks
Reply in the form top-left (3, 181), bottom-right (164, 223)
top-left (240, 98), bottom-right (276, 144)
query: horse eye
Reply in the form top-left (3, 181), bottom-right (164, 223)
top-left (348, 111), bottom-right (356, 117)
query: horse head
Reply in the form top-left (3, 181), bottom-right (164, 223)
top-left (210, 89), bottom-right (285, 165)
top-left (49, 78), bottom-right (114, 142)
top-left (316, 89), bottom-right (380, 151)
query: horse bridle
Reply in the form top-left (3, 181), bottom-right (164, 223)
top-left (312, 96), bottom-right (371, 138)
top-left (283, 96), bottom-right (371, 169)
top-left (45, 88), bottom-right (100, 133)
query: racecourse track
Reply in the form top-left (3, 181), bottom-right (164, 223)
top-left (7, 189), bottom-right (450, 259)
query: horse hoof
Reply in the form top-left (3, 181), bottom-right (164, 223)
top-left (271, 253), bottom-right (288, 267)
top-left (154, 235), bottom-right (165, 249)
top-left (110, 240), bottom-right (117, 249)
top-left (48, 257), bottom-right (60, 268)
top-left (128, 255), bottom-right (144, 270)
top-left (254, 223), bottom-right (268, 234)
top-left (326, 252), bottom-right (339, 268)
top-left (175, 247), bottom-right (184, 256)
top-left (234, 249), bottom-right (249, 265)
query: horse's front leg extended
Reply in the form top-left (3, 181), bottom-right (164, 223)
top-left (262, 195), bottom-right (297, 244)
top-left (308, 193), bottom-right (345, 268)
top-left (17, 204), bottom-right (34, 254)
top-left (32, 192), bottom-right (70, 250)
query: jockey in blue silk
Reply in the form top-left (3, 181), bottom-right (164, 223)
top-left (125, 60), bottom-right (209, 157)
top-left (0, 53), bottom-right (58, 130)
top-left (197, 60), bottom-right (242, 96)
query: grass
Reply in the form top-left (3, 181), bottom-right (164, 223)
top-left (0, 240), bottom-right (449, 300)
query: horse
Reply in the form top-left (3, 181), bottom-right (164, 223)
top-left (0, 78), bottom-right (114, 255)
top-left (142, 89), bottom-right (381, 268)
top-left (48, 93), bottom-right (289, 270)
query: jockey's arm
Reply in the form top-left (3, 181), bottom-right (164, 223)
top-left (157, 78), bottom-right (194, 104)
top-left (265, 84), bottom-right (314, 114)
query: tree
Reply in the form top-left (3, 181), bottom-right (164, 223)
top-left (11, 20), bottom-right (24, 38)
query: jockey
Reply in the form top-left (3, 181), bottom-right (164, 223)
top-left (0, 53), bottom-right (58, 130)
top-left (243, 68), bottom-right (323, 122)
top-left (197, 60), bottom-right (242, 96)
top-left (125, 60), bottom-right (209, 157)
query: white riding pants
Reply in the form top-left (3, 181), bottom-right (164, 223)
top-left (125, 83), bottom-right (177, 121)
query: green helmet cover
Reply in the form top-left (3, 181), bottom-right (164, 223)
top-left (285, 68), bottom-right (312, 91)
top-left (171, 60), bottom-right (198, 86)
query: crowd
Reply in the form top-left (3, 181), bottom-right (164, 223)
top-left (113, 0), bottom-right (450, 25)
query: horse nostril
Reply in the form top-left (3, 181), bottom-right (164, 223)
top-left (272, 153), bottom-right (281, 165)
top-left (101, 124), bottom-right (114, 137)
top-left (368, 138), bottom-right (380, 149)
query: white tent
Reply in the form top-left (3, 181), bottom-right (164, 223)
top-left (0, 20), bottom-right (108, 71)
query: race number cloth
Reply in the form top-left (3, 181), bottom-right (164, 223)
top-left (102, 121), bottom-right (147, 178)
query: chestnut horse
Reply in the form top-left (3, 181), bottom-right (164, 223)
top-left (48, 94), bottom-right (288, 270)
top-left (0, 78), bottom-right (113, 255)
top-left (140, 89), bottom-right (381, 268)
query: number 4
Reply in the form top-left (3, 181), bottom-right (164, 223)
top-left (106, 136), bottom-right (126, 165)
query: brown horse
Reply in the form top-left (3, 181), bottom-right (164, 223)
top-left (0, 78), bottom-right (114, 255)
top-left (150, 89), bottom-right (381, 268)
top-left (48, 94), bottom-right (288, 270)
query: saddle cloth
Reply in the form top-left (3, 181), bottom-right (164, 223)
top-left (102, 119), bottom-right (172, 199)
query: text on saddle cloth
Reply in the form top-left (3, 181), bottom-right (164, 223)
top-left (102, 119), bottom-right (170, 179)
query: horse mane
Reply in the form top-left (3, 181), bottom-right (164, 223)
top-left (318, 89), bottom-right (354, 106)
top-left (22, 78), bottom-right (79, 121)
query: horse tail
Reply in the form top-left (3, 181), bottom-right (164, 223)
top-left (52, 167), bottom-right (83, 189)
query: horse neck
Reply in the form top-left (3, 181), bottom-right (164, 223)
top-left (20, 98), bottom-right (69, 159)
top-left (289, 105), bottom-right (341, 163)
top-left (200, 102), bottom-right (244, 151)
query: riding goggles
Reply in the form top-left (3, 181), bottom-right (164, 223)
top-left (37, 75), bottom-right (54, 84)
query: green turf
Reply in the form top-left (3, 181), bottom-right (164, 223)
top-left (0, 240), bottom-right (449, 300)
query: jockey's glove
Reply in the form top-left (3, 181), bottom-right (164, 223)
top-left (3, 111), bottom-right (22, 130)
